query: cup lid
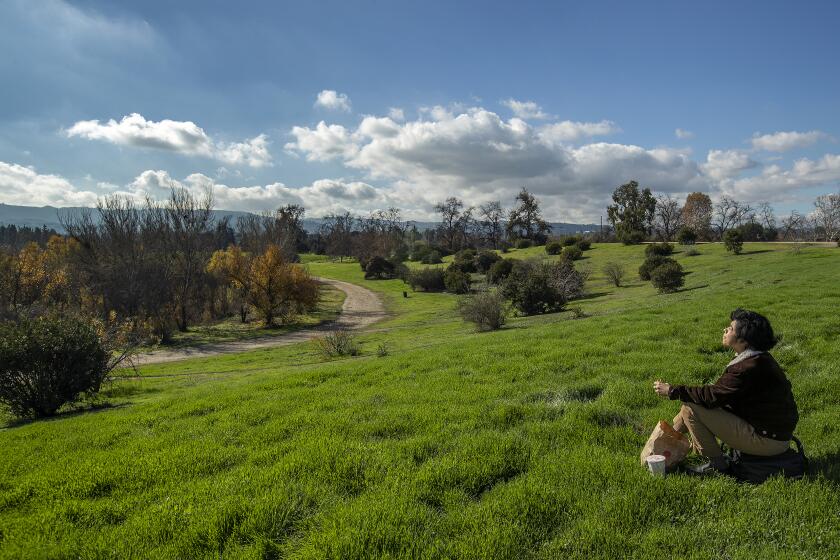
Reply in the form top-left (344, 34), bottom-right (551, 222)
top-left (646, 454), bottom-right (666, 462)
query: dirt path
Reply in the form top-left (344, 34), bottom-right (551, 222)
top-left (130, 278), bottom-right (386, 366)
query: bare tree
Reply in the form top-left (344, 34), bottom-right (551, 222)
top-left (653, 194), bottom-right (683, 241)
top-left (320, 212), bottom-right (355, 261)
top-left (434, 197), bottom-right (465, 251)
top-left (756, 202), bottom-right (777, 230)
top-left (479, 201), bottom-right (505, 249)
top-left (780, 211), bottom-right (806, 241)
top-left (712, 196), bottom-right (753, 239)
top-left (813, 193), bottom-right (840, 241)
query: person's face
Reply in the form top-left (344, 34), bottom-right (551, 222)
top-left (722, 319), bottom-right (740, 348)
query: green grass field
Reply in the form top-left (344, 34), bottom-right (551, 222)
top-left (1, 243), bottom-right (839, 559)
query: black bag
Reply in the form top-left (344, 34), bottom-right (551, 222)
top-left (726, 436), bottom-right (809, 483)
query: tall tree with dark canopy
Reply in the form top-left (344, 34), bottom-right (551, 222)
top-left (607, 180), bottom-right (656, 244)
top-left (506, 188), bottom-right (551, 244)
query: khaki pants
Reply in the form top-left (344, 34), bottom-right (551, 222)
top-left (672, 403), bottom-right (790, 459)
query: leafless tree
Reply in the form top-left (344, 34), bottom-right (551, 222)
top-left (479, 201), bottom-right (505, 249)
top-left (320, 212), bottom-right (355, 261)
top-left (813, 193), bottom-right (840, 241)
top-left (780, 211), bottom-right (806, 241)
top-left (712, 196), bottom-right (753, 239)
top-left (653, 194), bottom-right (683, 241)
top-left (434, 197), bottom-right (466, 251)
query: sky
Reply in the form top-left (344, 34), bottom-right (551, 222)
top-left (1, 0), bottom-right (839, 223)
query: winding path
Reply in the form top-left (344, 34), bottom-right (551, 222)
top-left (130, 277), bottom-right (386, 366)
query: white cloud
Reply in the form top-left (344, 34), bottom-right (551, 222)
top-left (66, 113), bottom-right (272, 168)
top-left (284, 121), bottom-right (360, 162)
top-left (675, 128), bottom-right (694, 139)
top-left (502, 99), bottom-right (550, 120)
top-left (0, 161), bottom-right (99, 206)
top-left (538, 120), bottom-right (620, 144)
top-left (750, 130), bottom-right (828, 152)
top-left (314, 90), bottom-right (352, 112)
top-left (388, 107), bottom-right (405, 121)
top-left (701, 149), bottom-right (758, 181)
top-left (719, 154), bottom-right (840, 201)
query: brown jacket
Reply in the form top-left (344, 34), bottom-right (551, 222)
top-left (669, 353), bottom-right (798, 441)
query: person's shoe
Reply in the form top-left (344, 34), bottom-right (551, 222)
top-left (683, 456), bottom-right (731, 476)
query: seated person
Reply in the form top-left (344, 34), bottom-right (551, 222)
top-left (653, 308), bottom-right (799, 473)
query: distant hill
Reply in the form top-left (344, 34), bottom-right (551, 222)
top-left (0, 203), bottom-right (600, 236)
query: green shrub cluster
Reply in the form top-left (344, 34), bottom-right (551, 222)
top-left (364, 256), bottom-right (397, 279)
top-left (639, 255), bottom-right (676, 281)
top-left (501, 259), bottom-right (584, 315)
top-left (545, 241), bottom-right (563, 255)
top-left (443, 266), bottom-right (471, 294)
top-left (677, 227), bottom-right (697, 245)
top-left (724, 229), bottom-right (744, 254)
top-left (644, 243), bottom-right (674, 257)
top-left (0, 316), bottom-right (114, 418)
top-left (475, 250), bottom-right (501, 273)
top-left (561, 245), bottom-right (582, 261)
top-left (487, 259), bottom-right (514, 284)
top-left (405, 268), bottom-right (446, 292)
top-left (650, 261), bottom-right (685, 293)
top-left (514, 239), bottom-right (533, 249)
top-left (457, 290), bottom-right (509, 331)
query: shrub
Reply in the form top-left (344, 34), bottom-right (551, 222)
top-left (444, 266), bottom-right (471, 294)
top-left (576, 239), bottom-right (592, 251)
top-left (650, 261), bottom-right (684, 293)
top-left (501, 259), bottom-right (584, 315)
top-left (638, 255), bottom-right (676, 281)
top-left (619, 230), bottom-right (647, 245)
top-left (724, 229), bottom-right (744, 254)
top-left (487, 258), bottom-right (514, 284)
top-left (545, 241), bottom-right (563, 255)
top-left (409, 241), bottom-right (430, 262)
top-left (376, 342), bottom-right (389, 357)
top-left (314, 329), bottom-right (360, 358)
top-left (515, 239), bottom-right (533, 249)
top-left (677, 227), bottom-right (697, 245)
top-left (421, 250), bottom-right (443, 264)
top-left (684, 247), bottom-right (700, 256)
top-left (475, 250), bottom-right (501, 273)
top-left (364, 256), bottom-right (396, 279)
top-left (458, 290), bottom-right (509, 331)
top-left (561, 245), bottom-right (582, 261)
top-left (645, 243), bottom-right (674, 257)
top-left (453, 249), bottom-right (477, 273)
top-left (561, 236), bottom-right (581, 247)
top-left (602, 261), bottom-right (625, 287)
top-left (0, 316), bottom-right (118, 418)
top-left (405, 268), bottom-right (446, 292)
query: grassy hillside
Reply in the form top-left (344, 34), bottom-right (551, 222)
top-left (1, 243), bottom-right (839, 559)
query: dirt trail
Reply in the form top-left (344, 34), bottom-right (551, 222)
top-left (130, 278), bottom-right (386, 366)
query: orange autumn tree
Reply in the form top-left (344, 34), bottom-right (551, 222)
top-left (208, 244), bottom-right (319, 327)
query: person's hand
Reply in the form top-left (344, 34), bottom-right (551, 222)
top-left (653, 380), bottom-right (671, 398)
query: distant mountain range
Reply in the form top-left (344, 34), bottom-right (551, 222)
top-left (0, 203), bottom-right (601, 235)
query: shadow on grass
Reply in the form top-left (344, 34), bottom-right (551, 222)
top-left (742, 249), bottom-right (774, 255)
top-left (809, 449), bottom-right (840, 484)
top-left (678, 284), bottom-right (709, 293)
top-left (576, 291), bottom-right (611, 301)
top-left (2, 401), bottom-right (129, 429)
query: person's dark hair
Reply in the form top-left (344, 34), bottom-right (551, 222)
top-left (730, 308), bottom-right (777, 351)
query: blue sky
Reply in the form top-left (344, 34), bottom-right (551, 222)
top-left (1, 0), bottom-right (838, 222)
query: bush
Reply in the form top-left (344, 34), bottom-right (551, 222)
top-left (453, 249), bottom-right (477, 273)
top-left (645, 243), bottom-right (674, 257)
top-left (677, 227), bottom-right (697, 245)
top-left (487, 258), bottom-right (514, 284)
top-left (501, 260), bottom-right (584, 315)
top-left (0, 316), bottom-right (117, 418)
top-left (576, 239), bottom-right (592, 251)
top-left (475, 250), bottom-right (501, 273)
top-left (364, 256), bottom-right (396, 279)
top-left (619, 230), bottom-right (647, 245)
top-left (650, 261), bottom-right (684, 293)
top-left (561, 236), bottom-right (581, 247)
top-left (405, 268), bottom-right (446, 292)
top-left (444, 266), bottom-right (471, 294)
top-left (314, 329), bottom-right (360, 358)
top-left (684, 247), bottom-right (700, 256)
top-left (421, 250), bottom-right (443, 264)
top-left (515, 239), bottom-right (533, 249)
top-left (545, 241), bottom-right (563, 255)
top-left (602, 261), bottom-right (625, 287)
top-left (638, 255), bottom-right (676, 281)
top-left (724, 229), bottom-right (744, 254)
top-left (561, 245), bottom-right (582, 261)
top-left (458, 290), bottom-right (509, 331)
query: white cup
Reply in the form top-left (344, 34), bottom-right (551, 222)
top-left (646, 454), bottom-right (667, 477)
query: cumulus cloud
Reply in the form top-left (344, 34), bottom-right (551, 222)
top-left (388, 107), bottom-right (405, 121)
top-left (285, 121), bottom-right (360, 162)
top-left (675, 128), bottom-right (694, 139)
top-left (502, 99), bottom-right (550, 120)
top-left (751, 130), bottom-right (829, 152)
top-left (701, 149), bottom-right (758, 181)
top-left (66, 113), bottom-right (272, 167)
top-left (719, 154), bottom-right (840, 201)
top-left (538, 120), bottom-right (620, 144)
top-left (0, 161), bottom-right (99, 206)
top-left (314, 90), bottom-right (352, 112)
